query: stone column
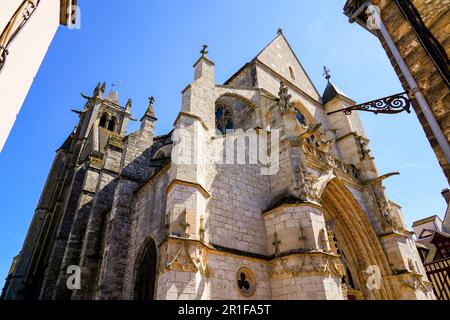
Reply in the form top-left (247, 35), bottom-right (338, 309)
top-left (95, 177), bottom-right (139, 299)
top-left (38, 164), bottom-right (87, 299)
top-left (71, 144), bottom-right (121, 299)
top-left (156, 51), bottom-right (215, 299)
top-left (52, 155), bottom-right (102, 299)
top-left (264, 203), bottom-right (346, 300)
top-left (378, 231), bottom-right (435, 300)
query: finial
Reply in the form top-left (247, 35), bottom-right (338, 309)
top-left (200, 44), bottom-right (208, 58)
top-left (93, 82), bottom-right (101, 97)
top-left (323, 66), bottom-right (331, 80)
top-left (277, 28), bottom-right (283, 35)
top-left (111, 81), bottom-right (122, 92)
top-left (125, 98), bottom-right (132, 110)
top-left (101, 82), bottom-right (106, 94)
top-left (148, 96), bottom-right (155, 106)
top-left (142, 96), bottom-right (156, 121)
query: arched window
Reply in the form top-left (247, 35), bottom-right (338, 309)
top-left (289, 66), bottom-right (295, 80)
top-left (107, 116), bottom-right (117, 131)
top-left (99, 114), bottom-right (108, 128)
top-left (135, 239), bottom-right (157, 300)
top-left (215, 104), bottom-right (233, 134)
top-left (295, 110), bottom-right (307, 126)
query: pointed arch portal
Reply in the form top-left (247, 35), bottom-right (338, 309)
top-left (320, 178), bottom-right (396, 300)
top-left (134, 238), bottom-right (157, 300)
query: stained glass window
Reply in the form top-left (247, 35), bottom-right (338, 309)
top-left (215, 104), bottom-right (233, 134)
top-left (295, 110), bottom-right (307, 126)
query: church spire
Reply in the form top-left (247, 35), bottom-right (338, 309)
top-left (321, 67), bottom-right (353, 105)
top-left (141, 96), bottom-right (157, 122)
top-left (140, 96), bottom-right (157, 135)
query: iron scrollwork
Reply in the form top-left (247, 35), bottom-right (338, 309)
top-left (327, 92), bottom-right (412, 116)
top-left (0, 0), bottom-right (41, 72)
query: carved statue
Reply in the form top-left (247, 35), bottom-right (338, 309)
top-left (355, 135), bottom-right (374, 161)
top-left (272, 232), bottom-right (281, 257)
top-left (297, 164), bottom-right (320, 203)
top-left (317, 131), bottom-right (335, 154)
top-left (372, 183), bottom-right (400, 229)
top-left (199, 215), bottom-right (205, 242)
top-left (278, 81), bottom-right (293, 113)
top-left (319, 229), bottom-right (329, 252)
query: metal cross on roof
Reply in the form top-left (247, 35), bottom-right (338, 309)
top-left (201, 44), bottom-right (208, 57)
top-left (111, 80), bottom-right (122, 91)
top-left (323, 66), bottom-right (331, 80)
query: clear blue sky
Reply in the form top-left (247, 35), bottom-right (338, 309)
top-left (0, 0), bottom-right (447, 289)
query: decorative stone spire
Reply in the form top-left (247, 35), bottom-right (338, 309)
top-left (100, 82), bottom-right (106, 95)
top-left (125, 98), bottom-right (132, 113)
top-left (140, 96), bottom-right (157, 122)
top-left (140, 96), bottom-right (157, 135)
top-left (193, 44), bottom-right (215, 82)
top-left (92, 82), bottom-right (107, 99)
top-left (93, 82), bottom-right (101, 97)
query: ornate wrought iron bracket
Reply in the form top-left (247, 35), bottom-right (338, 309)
top-left (0, 0), bottom-right (41, 72)
top-left (327, 92), bottom-right (412, 116)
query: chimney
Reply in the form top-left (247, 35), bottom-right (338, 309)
top-left (442, 188), bottom-right (450, 204)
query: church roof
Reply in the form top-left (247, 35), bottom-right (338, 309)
top-left (224, 31), bottom-right (321, 103)
top-left (57, 131), bottom-right (74, 151)
top-left (321, 80), bottom-right (353, 105)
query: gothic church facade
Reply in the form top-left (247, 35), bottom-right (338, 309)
top-left (2, 32), bottom-right (435, 300)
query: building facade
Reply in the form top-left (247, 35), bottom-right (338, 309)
top-left (0, 0), bottom-right (77, 152)
top-left (343, 0), bottom-right (450, 183)
top-left (413, 188), bottom-right (450, 300)
top-left (2, 32), bottom-right (435, 300)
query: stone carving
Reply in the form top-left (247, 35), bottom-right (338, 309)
top-left (297, 164), bottom-right (320, 203)
top-left (272, 232), bottom-right (281, 257)
top-left (277, 81), bottom-right (293, 113)
top-left (299, 123), bottom-right (322, 142)
top-left (408, 259), bottom-right (417, 273)
top-left (192, 246), bottom-right (209, 276)
top-left (355, 135), bottom-right (374, 161)
top-left (401, 274), bottom-right (430, 293)
top-left (373, 184), bottom-right (400, 230)
top-left (270, 254), bottom-right (345, 278)
top-left (199, 215), bottom-right (205, 242)
top-left (365, 174), bottom-right (402, 231)
top-left (164, 212), bottom-right (170, 237)
top-left (161, 241), bottom-right (197, 273)
top-left (108, 134), bottom-right (123, 150)
top-left (161, 241), bottom-right (208, 276)
top-left (93, 82), bottom-right (101, 98)
top-left (326, 220), bottom-right (338, 254)
top-left (178, 209), bottom-right (191, 238)
top-left (316, 131), bottom-right (335, 154)
top-left (298, 225), bottom-right (307, 249)
top-left (319, 229), bottom-right (329, 252)
top-left (89, 153), bottom-right (103, 169)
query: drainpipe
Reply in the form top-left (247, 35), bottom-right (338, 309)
top-left (366, 3), bottom-right (450, 166)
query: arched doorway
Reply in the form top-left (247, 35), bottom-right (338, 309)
top-left (135, 238), bottom-right (157, 300)
top-left (319, 178), bottom-right (396, 300)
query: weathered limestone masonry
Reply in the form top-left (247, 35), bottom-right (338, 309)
top-left (2, 31), bottom-right (436, 300)
top-left (344, 0), bottom-right (450, 182)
